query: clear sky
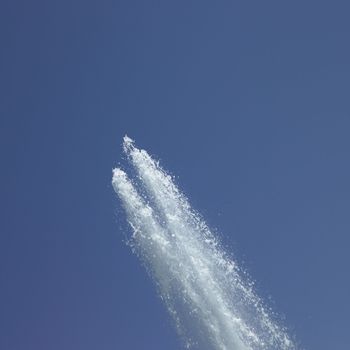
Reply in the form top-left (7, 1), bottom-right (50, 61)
top-left (1, 1), bottom-right (349, 349)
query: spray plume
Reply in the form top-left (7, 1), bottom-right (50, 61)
top-left (112, 136), bottom-right (295, 350)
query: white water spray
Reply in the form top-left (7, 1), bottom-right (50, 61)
top-left (112, 136), bottom-right (296, 350)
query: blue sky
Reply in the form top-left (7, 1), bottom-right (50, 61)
top-left (1, 1), bottom-right (349, 349)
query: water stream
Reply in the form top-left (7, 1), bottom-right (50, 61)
top-left (112, 136), bottom-right (295, 350)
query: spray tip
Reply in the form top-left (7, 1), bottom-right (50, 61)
top-left (112, 168), bottom-right (126, 182)
top-left (123, 135), bottom-right (135, 154)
